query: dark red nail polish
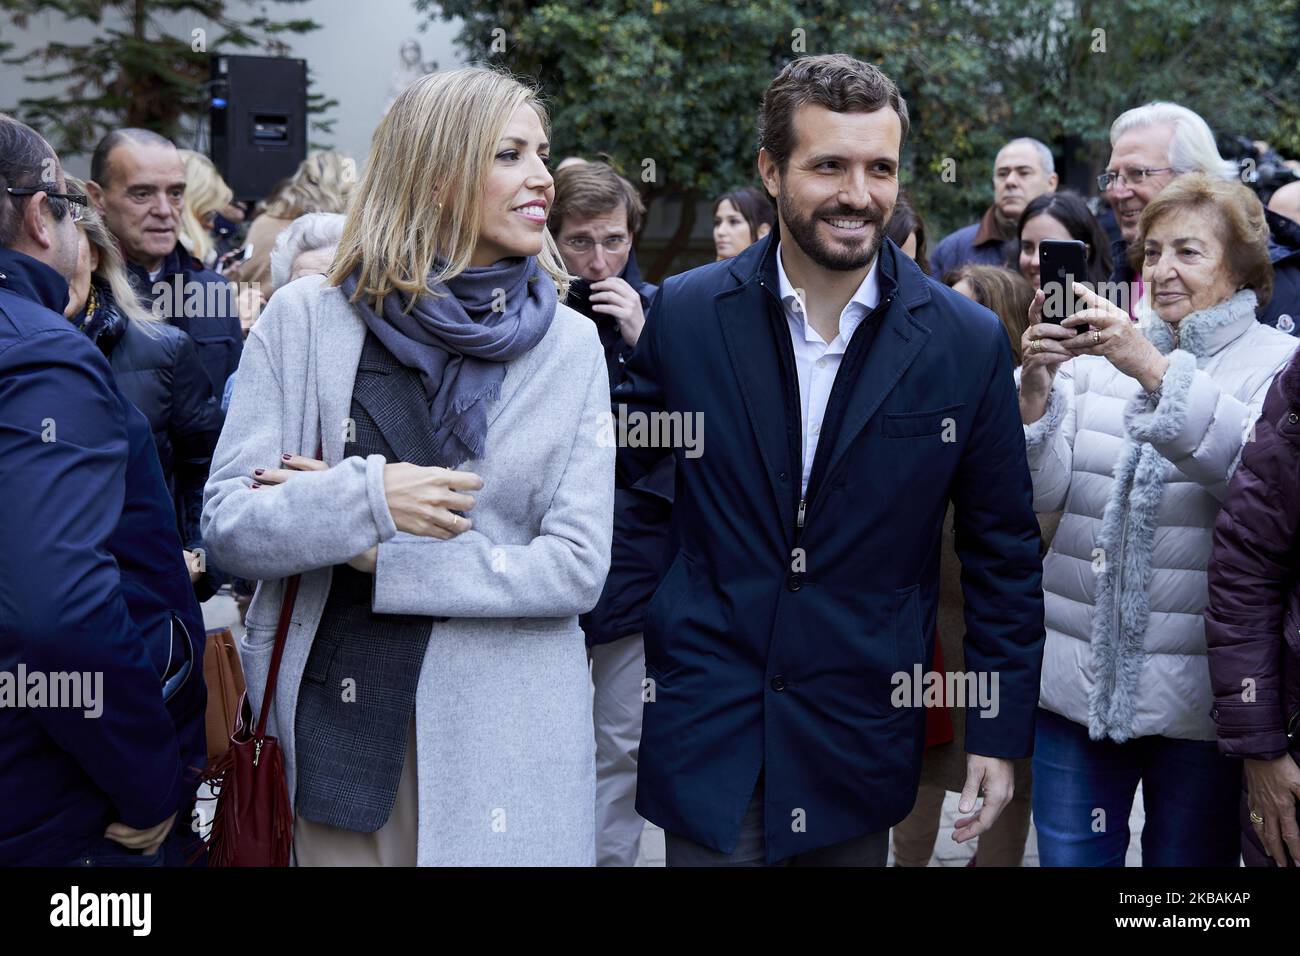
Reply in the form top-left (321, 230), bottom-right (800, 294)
top-left (251, 482), bottom-right (261, 489)
top-left (254, 468), bottom-right (264, 476)
top-left (282, 453), bottom-right (292, 461)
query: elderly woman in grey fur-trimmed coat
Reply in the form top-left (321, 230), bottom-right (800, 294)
top-left (201, 68), bottom-right (613, 866)
top-left (1017, 174), bottom-right (1297, 867)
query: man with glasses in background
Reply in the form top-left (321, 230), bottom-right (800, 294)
top-left (1101, 102), bottom-right (1300, 332)
top-left (549, 160), bottom-right (666, 866)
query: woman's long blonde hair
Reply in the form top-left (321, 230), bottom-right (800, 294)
top-left (66, 175), bottom-right (160, 333)
top-left (177, 149), bottom-right (233, 265)
top-left (266, 150), bottom-right (357, 219)
top-left (329, 67), bottom-right (569, 309)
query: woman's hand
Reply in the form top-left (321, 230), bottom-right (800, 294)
top-left (1245, 755), bottom-right (1300, 866)
top-left (1020, 288), bottom-right (1077, 424)
top-left (1059, 282), bottom-right (1169, 392)
top-left (251, 453), bottom-right (482, 561)
top-left (381, 462), bottom-right (483, 539)
top-left (347, 546), bottom-right (377, 574)
top-left (250, 452), bottom-right (328, 486)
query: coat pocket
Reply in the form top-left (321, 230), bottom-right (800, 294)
top-left (882, 403), bottom-right (966, 439)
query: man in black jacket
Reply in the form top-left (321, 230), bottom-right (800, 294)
top-left (551, 161), bottom-right (666, 866)
top-left (87, 128), bottom-right (244, 396)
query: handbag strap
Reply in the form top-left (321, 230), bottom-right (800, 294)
top-left (254, 441), bottom-right (322, 740)
top-left (255, 572), bottom-right (300, 740)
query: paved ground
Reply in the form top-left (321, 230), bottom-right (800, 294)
top-left (203, 593), bottom-right (1148, 868)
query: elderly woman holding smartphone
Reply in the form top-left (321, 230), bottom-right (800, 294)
top-left (1017, 173), bottom-right (1297, 866)
top-left (202, 67), bottom-right (614, 866)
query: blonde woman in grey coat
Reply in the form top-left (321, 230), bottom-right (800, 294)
top-left (202, 68), bottom-right (614, 866)
top-left (1018, 174), bottom-right (1296, 866)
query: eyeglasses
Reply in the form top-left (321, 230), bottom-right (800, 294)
top-left (1097, 167), bottom-right (1174, 192)
top-left (561, 235), bottom-right (630, 254)
top-left (5, 185), bottom-right (89, 223)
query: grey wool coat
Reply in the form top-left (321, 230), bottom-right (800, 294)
top-left (201, 274), bottom-right (614, 866)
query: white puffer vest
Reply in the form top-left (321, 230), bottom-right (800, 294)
top-left (1023, 290), bottom-right (1297, 741)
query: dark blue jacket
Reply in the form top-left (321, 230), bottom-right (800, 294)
top-left (928, 206), bottom-right (1017, 281)
top-left (616, 230), bottom-right (1045, 862)
top-left (574, 250), bottom-right (674, 647)
top-left (0, 249), bottom-right (207, 866)
top-left (127, 244), bottom-right (244, 397)
top-left (1110, 211), bottom-right (1300, 335)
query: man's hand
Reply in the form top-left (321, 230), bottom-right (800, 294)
top-left (953, 754), bottom-right (1015, 843)
top-left (183, 549), bottom-right (204, 583)
top-left (236, 285), bottom-right (267, 336)
top-left (589, 276), bottom-right (646, 347)
top-left (105, 812), bottom-right (177, 855)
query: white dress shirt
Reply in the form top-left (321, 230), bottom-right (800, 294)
top-left (775, 241), bottom-right (882, 495)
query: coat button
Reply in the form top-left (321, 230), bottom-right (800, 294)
top-left (787, 573), bottom-right (802, 591)
top-left (778, 471), bottom-right (788, 482)
top-left (771, 675), bottom-right (786, 691)
top-left (1289, 412), bottom-right (1298, 424)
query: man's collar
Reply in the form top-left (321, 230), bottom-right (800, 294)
top-left (774, 239), bottom-right (882, 337)
top-left (0, 247), bottom-right (71, 316)
top-left (972, 204), bottom-right (1016, 247)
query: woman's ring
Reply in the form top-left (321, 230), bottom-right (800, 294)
top-left (1092, 330), bottom-right (1101, 345)
top-left (1250, 809), bottom-right (1264, 825)
top-left (1032, 339), bottom-right (1043, 353)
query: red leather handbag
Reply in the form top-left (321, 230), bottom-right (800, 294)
top-left (198, 573), bottom-right (301, 866)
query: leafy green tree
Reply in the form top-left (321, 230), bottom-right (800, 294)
top-left (1, 0), bottom-right (336, 157)
top-left (422, 0), bottom-right (1298, 277)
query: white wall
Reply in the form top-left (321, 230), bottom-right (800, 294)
top-left (0, 0), bottom-right (464, 177)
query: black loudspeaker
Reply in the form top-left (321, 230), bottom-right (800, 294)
top-left (209, 54), bottom-right (308, 202)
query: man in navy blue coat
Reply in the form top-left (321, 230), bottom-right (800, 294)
top-left (0, 116), bottom-right (206, 866)
top-left (616, 55), bottom-right (1045, 865)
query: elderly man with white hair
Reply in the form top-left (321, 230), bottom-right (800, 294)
top-left (929, 137), bottom-right (1058, 280)
top-left (1102, 102), bottom-right (1300, 334)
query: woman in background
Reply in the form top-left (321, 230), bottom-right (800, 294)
top-left (886, 190), bottom-right (929, 276)
top-left (231, 150), bottom-right (357, 288)
top-left (1016, 191), bottom-right (1112, 290)
top-left (712, 186), bottom-right (774, 260)
top-left (178, 150), bottom-right (235, 270)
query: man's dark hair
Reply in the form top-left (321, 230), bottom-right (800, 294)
top-left (759, 54), bottom-right (910, 172)
top-left (90, 127), bottom-right (175, 188)
top-left (549, 161), bottom-right (646, 236)
top-left (0, 113), bottom-right (59, 248)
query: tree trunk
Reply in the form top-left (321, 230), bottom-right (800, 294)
top-left (646, 189), bottom-right (698, 284)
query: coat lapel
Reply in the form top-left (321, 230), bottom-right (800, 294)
top-left (351, 334), bottom-right (444, 466)
top-left (715, 235), bottom-right (795, 520)
top-left (315, 287), bottom-right (366, 465)
top-left (820, 243), bottom-right (932, 485)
